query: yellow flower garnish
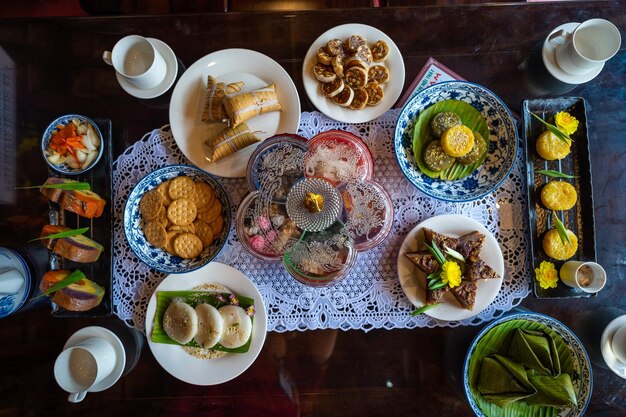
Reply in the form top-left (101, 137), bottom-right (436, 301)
top-left (554, 112), bottom-right (579, 135)
top-left (535, 261), bottom-right (559, 289)
top-left (441, 260), bottom-right (462, 288)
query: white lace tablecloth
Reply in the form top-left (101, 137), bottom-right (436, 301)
top-left (112, 110), bottom-right (531, 333)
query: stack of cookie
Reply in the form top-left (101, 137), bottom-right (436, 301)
top-left (139, 175), bottom-right (224, 259)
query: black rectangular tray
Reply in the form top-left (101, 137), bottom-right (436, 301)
top-left (48, 118), bottom-right (113, 317)
top-left (522, 98), bottom-right (597, 298)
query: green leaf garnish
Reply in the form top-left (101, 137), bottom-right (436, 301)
top-left (410, 303), bottom-right (441, 316)
top-left (16, 181), bottom-right (91, 191)
top-left (426, 270), bottom-right (442, 281)
top-left (425, 241), bottom-right (446, 265)
top-left (531, 113), bottom-right (573, 144)
top-left (34, 270), bottom-right (86, 299)
top-left (444, 245), bottom-right (465, 262)
top-left (29, 227), bottom-right (89, 242)
top-left (429, 280), bottom-right (449, 290)
top-left (552, 211), bottom-right (572, 245)
top-left (535, 169), bottom-right (578, 179)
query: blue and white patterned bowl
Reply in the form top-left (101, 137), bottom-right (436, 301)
top-left (394, 81), bottom-right (518, 202)
top-left (123, 165), bottom-right (231, 274)
top-left (463, 312), bottom-right (592, 417)
top-left (41, 114), bottom-right (104, 175)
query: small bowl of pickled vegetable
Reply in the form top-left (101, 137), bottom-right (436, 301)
top-left (41, 114), bottom-right (103, 175)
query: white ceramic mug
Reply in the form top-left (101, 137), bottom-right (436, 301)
top-left (54, 337), bottom-right (116, 403)
top-left (102, 35), bottom-right (166, 90)
top-left (559, 260), bottom-right (606, 293)
top-left (549, 18), bottom-right (621, 75)
top-left (611, 325), bottom-right (626, 368)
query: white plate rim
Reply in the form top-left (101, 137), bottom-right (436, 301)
top-left (600, 314), bottom-right (626, 379)
top-left (169, 48), bottom-right (301, 178)
top-left (144, 262), bottom-right (268, 385)
top-left (63, 326), bottom-right (126, 393)
top-left (397, 214), bottom-right (504, 321)
top-left (302, 23), bottom-right (405, 123)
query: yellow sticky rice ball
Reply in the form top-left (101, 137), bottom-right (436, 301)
top-left (441, 125), bottom-right (475, 158)
top-left (541, 181), bottom-right (578, 210)
top-left (536, 131), bottom-right (571, 160)
top-left (542, 228), bottom-right (578, 260)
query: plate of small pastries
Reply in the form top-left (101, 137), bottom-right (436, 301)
top-left (302, 23), bottom-right (405, 123)
top-left (145, 262), bottom-right (268, 385)
top-left (397, 214), bottom-right (504, 321)
top-left (169, 48), bottom-right (301, 179)
top-left (123, 164), bottom-right (231, 274)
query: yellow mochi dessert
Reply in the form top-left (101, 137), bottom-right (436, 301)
top-left (542, 228), bottom-right (578, 260)
top-left (536, 131), bottom-right (571, 160)
top-left (441, 125), bottom-right (475, 157)
top-left (541, 181), bottom-right (578, 210)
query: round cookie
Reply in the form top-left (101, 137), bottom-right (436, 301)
top-left (197, 199), bottom-right (222, 223)
top-left (209, 215), bottom-right (224, 237)
top-left (194, 220), bottom-right (215, 248)
top-left (156, 181), bottom-right (173, 206)
top-left (155, 206), bottom-right (169, 227)
top-left (144, 220), bottom-right (167, 248)
top-left (168, 176), bottom-right (197, 200)
top-left (140, 189), bottom-right (165, 220)
top-left (167, 198), bottom-right (198, 226)
top-left (193, 181), bottom-right (215, 212)
top-left (168, 224), bottom-right (196, 234)
top-left (174, 233), bottom-right (204, 259)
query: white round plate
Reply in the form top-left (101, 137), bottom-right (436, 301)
top-left (169, 48), bottom-right (301, 178)
top-left (397, 214), bottom-right (504, 321)
top-left (145, 262), bottom-right (268, 385)
top-left (302, 23), bottom-right (405, 123)
top-left (542, 22), bottom-right (603, 85)
top-left (63, 326), bottom-right (126, 392)
top-left (117, 38), bottom-right (179, 99)
top-left (601, 314), bottom-right (626, 379)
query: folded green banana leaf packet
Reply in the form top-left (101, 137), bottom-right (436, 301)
top-left (477, 354), bottom-right (536, 408)
top-left (507, 328), bottom-right (561, 376)
top-left (525, 373), bottom-right (577, 407)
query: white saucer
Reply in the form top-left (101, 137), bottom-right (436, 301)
top-left (600, 314), bottom-right (626, 379)
top-left (542, 22), bottom-right (603, 85)
top-left (116, 38), bottom-right (178, 99)
top-left (63, 326), bottom-right (126, 392)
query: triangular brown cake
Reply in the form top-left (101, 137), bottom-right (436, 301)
top-left (404, 250), bottom-right (439, 274)
top-left (426, 286), bottom-right (450, 305)
top-left (423, 228), bottom-right (459, 250)
top-left (450, 280), bottom-right (478, 310)
top-left (466, 259), bottom-right (501, 281)
top-left (456, 231), bottom-right (485, 262)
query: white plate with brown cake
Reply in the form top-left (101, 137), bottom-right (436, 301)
top-left (302, 23), bottom-right (405, 124)
top-left (169, 48), bottom-right (301, 179)
top-left (397, 214), bottom-right (504, 321)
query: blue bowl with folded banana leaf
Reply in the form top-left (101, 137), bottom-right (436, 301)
top-left (463, 312), bottom-right (592, 417)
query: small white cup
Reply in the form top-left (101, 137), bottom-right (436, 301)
top-left (54, 337), bottom-right (116, 403)
top-left (611, 325), bottom-right (626, 368)
top-left (559, 261), bottom-right (606, 293)
top-left (102, 35), bottom-right (166, 90)
top-left (549, 18), bottom-right (621, 75)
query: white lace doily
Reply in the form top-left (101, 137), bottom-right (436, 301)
top-left (112, 110), bottom-right (531, 333)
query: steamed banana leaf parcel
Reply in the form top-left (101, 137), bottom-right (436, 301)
top-left (476, 327), bottom-right (577, 411)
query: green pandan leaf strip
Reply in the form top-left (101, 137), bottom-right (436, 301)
top-left (29, 227), bottom-right (89, 242)
top-left (410, 303), bottom-right (441, 316)
top-left (425, 241), bottom-right (446, 265)
top-left (16, 182), bottom-right (91, 191)
top-left (531, 113), bottom-right (573, 143)
top-left (426, 270), bottom-right (442, 281)
top-left (34, 270), bottom-right (86, 299)
top-left (444, 245), bottom-right (465, 262)
top-left (552, 211), bottom-right (572, 245)
top-left (535, 169), bottom-right (578, 179)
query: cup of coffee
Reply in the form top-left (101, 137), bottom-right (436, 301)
top-left (611, 325), bottom-right (626, 369)
top-left (54, 337), bottom-right (116, 403)
top-left (102, 35), bottom-right (166, 90)
top-left (559, 260), bottom-right (606, 293)
top-left (549, 18), bottom-right (621, 75)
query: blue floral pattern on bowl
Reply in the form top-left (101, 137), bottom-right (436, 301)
top-left (463, 312), bottom-right (592, 417)
top-left (41, 114), bottom-right (104, 175)
top-left (393, 81), bottom-right (518, 202)
top-left (123, 165), bottom-right (231, 274)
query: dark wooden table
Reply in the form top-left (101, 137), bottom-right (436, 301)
top-left (1, 2), bottom-right (624, 416)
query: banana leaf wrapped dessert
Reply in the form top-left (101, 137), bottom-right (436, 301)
top-left (223, 83), bottom-right (282, 127)
top-left (203, 77), bottom-right (244, 122)
top-left (205, 123), bottom-right (262, 163)
top-left (202, 76), bottom-right (244, 122)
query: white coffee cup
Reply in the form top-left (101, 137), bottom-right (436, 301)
top-left (611, 325), bottom-right (626, 368)
top-left (559, 260), bottom-right (606, 293)
top-left (54, 337), bottom-right (116, 403)
top-left (549, 18), bottom-right (621, 75)
top-left (102, 35), bottom-right (166, 90)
